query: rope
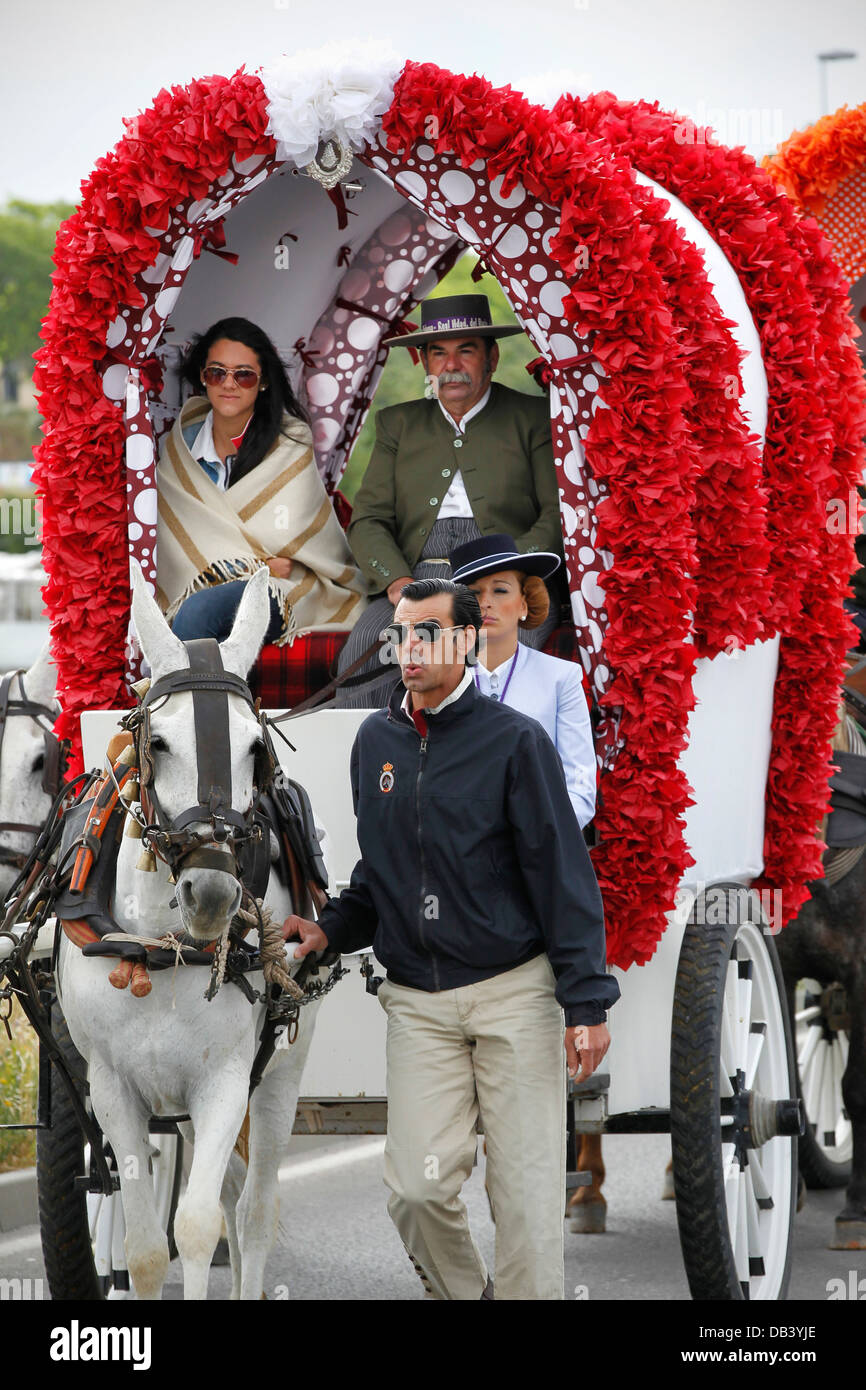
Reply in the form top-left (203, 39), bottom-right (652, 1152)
top-left (236, 897), bottom-right (304, 1000)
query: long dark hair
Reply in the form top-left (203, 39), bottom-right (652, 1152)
top-left (180, 317), bottom-right (310, 486)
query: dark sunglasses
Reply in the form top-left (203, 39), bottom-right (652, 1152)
top-left (201, 365), bottom-right (261, 389)
top-left (381, 622), bottom-right (467, 647)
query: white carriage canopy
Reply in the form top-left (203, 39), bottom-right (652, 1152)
top-left (33, 43), bottom-right (866, 969)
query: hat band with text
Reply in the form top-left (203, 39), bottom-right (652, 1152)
top-left (424, 315), bottom-right (491, 331)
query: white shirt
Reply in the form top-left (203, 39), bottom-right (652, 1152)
top-left (190, 411), bottom-right (229, 491)
top-left (189, 410), bottom-right (252, 492)
top-left (436, 385), bottom-right (491, 520)
top-left (474, 643), bottom-right (597, 828)
top-left (400, 668), bottom-right (473, 722)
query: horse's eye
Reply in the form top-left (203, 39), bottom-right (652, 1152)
top-left (32, 752), bottom-right (44, 773)
top-left (149, 736), bottom-right (168, 754)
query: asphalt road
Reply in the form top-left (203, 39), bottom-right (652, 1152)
top-left (2, 1131), bottom-right (865, 1303)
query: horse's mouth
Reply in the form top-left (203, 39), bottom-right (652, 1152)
top-left (176, 869), bottom-right (242, 940)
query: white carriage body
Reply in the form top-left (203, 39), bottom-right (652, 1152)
top-left (80, 139), bottom-right (778, 1119)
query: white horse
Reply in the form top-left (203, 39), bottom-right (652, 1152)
top-left (57, 566), bottom-right (321, 1299)
top-left (0, 644), bottom-right (61, 902)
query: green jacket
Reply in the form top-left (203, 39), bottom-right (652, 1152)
top-left (347, 382), bottom-right (563, 593)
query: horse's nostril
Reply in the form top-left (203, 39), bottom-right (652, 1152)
top-left (179, 879), bottom-right (195, 908)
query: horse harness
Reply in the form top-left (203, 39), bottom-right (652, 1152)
top-left (54, 640), bottom-right (337, 1011)
top-left (0, 670), bottom-right (68, 870)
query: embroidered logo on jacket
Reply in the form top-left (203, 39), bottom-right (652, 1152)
top-left (379, 762), bottom-right (395, 793)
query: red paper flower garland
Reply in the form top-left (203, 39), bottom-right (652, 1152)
top-left (554, 92), bottom-right (866, 924)
top-left (32, 72), bottom-right (277, 765)
top-left (381, 63), bottom-right (775, 965)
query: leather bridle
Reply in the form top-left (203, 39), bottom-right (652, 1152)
top-left (0, 670), bottom-right (68, 870)
top-left (120, 639), bottom-right (277, 881)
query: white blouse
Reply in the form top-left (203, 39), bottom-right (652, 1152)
top-left (474, 642), bottom-right (597, 827)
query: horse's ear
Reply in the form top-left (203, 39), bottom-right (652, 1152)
top-left (23, 640), bottom-right (57, 707)
top-left (130, 560), bottom-right (187, 677)
top-left (219, 567), bottom-right (271, 679)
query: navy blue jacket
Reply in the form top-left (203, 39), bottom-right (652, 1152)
top-left (318, 676), bottom-right (620, 1027)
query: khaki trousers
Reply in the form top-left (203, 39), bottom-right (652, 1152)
top-left (378, 952), bottom-right (566, 1300)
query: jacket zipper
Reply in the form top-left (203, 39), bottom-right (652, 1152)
top-left (415, 733), bottom-right (440, 991)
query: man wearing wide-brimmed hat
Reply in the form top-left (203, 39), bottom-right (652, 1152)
top-left (335, 293), bottom-right (562, 707)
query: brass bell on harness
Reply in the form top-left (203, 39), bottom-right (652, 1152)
top-left (124, 815), bottom-right (143, 840)
top-left (120, 777), bottom-right (140, 805)
top-left (136, 846), bottom-right (157, 873)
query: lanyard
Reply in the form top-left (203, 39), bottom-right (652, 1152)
top-left (474, 648), bottom-right (520, 704)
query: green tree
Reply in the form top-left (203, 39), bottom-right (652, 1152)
top-left (0, 200), bottom-right (74, 369)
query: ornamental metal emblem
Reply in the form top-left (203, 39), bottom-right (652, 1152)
top-left (304, 138), bottom-right (354, 190)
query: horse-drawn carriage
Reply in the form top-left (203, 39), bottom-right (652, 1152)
top-left (1, 43), bottom-right (865, 1300)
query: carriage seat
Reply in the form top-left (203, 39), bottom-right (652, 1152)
top-left (247, 623), bottom-right (583, 708)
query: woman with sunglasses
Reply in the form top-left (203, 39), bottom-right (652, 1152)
top-left (449, 534), bottom-right (597, 828)
top-left (156, 316), bottom-right (367, 646)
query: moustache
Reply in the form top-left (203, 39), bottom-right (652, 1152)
top-left (437, 371), bottom-right (473, 385)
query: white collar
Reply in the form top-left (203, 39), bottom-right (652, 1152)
top-left (191, 410), bottom-right (219, 463)
top-left (191, 409), bottom-right (253, 463)
top-left (400, 667), bottom-right (473, 719)
top-left (476, 644), bottom-right (526, 682)
top-left (438, 383), bottom-right (492, 434)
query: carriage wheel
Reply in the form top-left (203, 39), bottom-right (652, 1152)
top-left (37, 1003), bottom-right (183, 1300)
top-left (671, 887), bottom-right (801, 1300)
top-left (793, 979), bottom-right (852, 1189)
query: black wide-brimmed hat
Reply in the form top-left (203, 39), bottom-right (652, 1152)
top-left (449, 533), bottom-right (561, 584)
top-left (383, 294), bottom-right (523, 348)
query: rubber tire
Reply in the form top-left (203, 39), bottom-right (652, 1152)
top-left (670, 888), bottom-right (797, 1301)
top-left (36, 1004), bottom-right (102, 1300)
top-left (37, 1002), bottom-right (184, 1298)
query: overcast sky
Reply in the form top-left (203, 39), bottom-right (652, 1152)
top-left (2, 0), bottom-right (864, 205)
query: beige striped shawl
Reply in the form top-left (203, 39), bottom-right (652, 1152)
top-left (156, 399), bottom-right (369, 645)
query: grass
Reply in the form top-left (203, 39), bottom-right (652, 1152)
top-left (0, 1000), bottom-right (38, 1171)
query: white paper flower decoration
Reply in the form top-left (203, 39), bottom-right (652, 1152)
top-left (260, 40), bottom-right (404, 169)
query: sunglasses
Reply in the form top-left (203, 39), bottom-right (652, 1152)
top-left (381, 622), bottom-right (468, 648)
top-left (201, 365), bottom-right (261, 389)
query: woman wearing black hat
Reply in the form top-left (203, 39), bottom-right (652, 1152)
top-left (450, 534), bottom-right (597, 828)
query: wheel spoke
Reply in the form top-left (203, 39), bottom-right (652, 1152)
top-left (721, 1139), bottom-right (739, 1184)
top-left (747, 1149), bottom-right (773, 1209)
top-left (744, 1165), bottom-right (764, 1265)
top-left (797, 1021), bottom-right (820, 1074)
top-left (794, 1004), bottom-right (821, 1027)
top-left (801, 1037), bottom-right (827, 1125)
top-left (733, 1168), bottom-right (750, 1285)
top-left (829, 1038), bottom-right (849, 1148)
top-left (819, 1038), bottom-right (839, 1143)
top-left (736, 971), bottom-right (753, 1074)
top-left (745, 1026), bottom-right (765, 1090)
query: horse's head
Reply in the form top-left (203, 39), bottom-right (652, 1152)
top-left (130, 563), bottom-right (274, 941)
top-left (0, 644), bottom-right (62, 898)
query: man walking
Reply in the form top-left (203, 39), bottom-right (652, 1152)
top-left (284, 578), bottom-right (620, 1299)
